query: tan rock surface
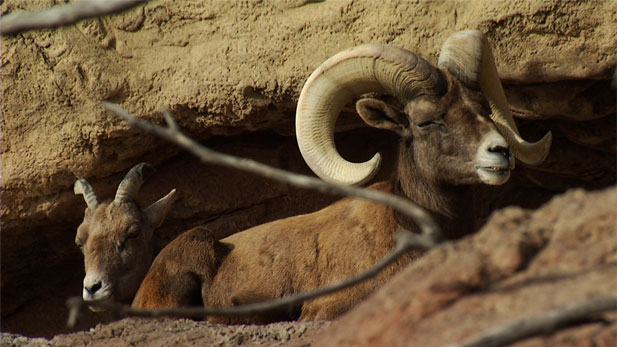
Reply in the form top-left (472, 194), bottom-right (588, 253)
top-left (2, 0), bottom-right (615, 232)
top-left (1, 0), bottom-right (615, 341)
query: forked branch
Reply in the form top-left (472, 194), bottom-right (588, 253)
top-left (68, 104), bottom-right (615, 347)
top-left (64, 103), bottom-right (444, 326)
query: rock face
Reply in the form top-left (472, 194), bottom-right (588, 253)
top-left (314, 186), bottom-right (617, 346)
top-left (0, 0), bottom-right (615, 340)
top-left (2, 180), bottom-right (615, 347)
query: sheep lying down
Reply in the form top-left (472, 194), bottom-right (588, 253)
top-left (75, 30), bottom-right (550, 323)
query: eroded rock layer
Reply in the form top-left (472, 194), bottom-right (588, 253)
top-left (1, 0), bottom-right (615, 339)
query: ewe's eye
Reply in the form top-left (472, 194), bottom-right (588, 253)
top-left (75, 240), bottom-right (84, 252)
top-left (119, 225), bottom-right (140, 251)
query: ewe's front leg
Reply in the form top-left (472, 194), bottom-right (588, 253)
top-left (299, 287), bottom-right (369, 321)
top-left (132, 227), bottom-right (225, 309)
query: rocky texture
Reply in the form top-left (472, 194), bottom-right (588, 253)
top-left (1, 0), bottom-right (615, 341)
top-left (2, 0), bottom-right (615, 233)
top-left (314, 186), bottom-right (617, 346)
top-left (2, 184), bottom-right (615, 346)
top-left (1, 319), bottom-right (329, 347)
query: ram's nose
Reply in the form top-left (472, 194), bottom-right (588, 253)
top-left (476, 131), bottom-right (514, 186)
top-left (488, 143), bottom-right (514, 169)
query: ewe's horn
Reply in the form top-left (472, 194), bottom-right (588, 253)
top-left (438, 30), bottom-right (552, 166)
top-left (114, 163), bottom-right (155, 205)
top-left (74, 179), bottom-right (100, 210)
top-left (296, 44), bottom-right (445, 185)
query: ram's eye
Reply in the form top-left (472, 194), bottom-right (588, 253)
top-left (417, 120), bottom-right (439, 128)
top-left (417, 118), bottom-right (447, 134)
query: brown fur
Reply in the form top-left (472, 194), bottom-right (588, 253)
top-left (132, 70), bottom-right (509, 322)
top-left (134, 182), bottom-right (422, 322)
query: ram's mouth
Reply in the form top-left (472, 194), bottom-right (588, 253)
top-left (476, 165), bottom-right (512, 185)
top-left (478, 166), bottom-right (510, 174)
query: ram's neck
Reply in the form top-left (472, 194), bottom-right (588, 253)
top-left (392, 147), bottom-right (477, 239)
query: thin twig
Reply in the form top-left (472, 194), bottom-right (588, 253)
top-left (453, 296), bottom-right (617, 347)
top-left (101, 102), bottom-right (444, 245)
top-left (162, 107), bottom-right (179, 131)
top-left (0, 0), bottom-right (147, 36)
top-left (67, 230), bottom-right (425, 327)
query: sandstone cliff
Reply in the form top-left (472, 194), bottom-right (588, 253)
top-left (1, 0), bottom-right (615, 342)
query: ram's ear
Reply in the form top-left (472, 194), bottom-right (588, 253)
top-left (356, 98), bottom-right (409, 136)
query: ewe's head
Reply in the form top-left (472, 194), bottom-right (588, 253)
top-left (74, 163), bottom-right (177, 308)
top-left (296, 30), bottom-right (551, 187)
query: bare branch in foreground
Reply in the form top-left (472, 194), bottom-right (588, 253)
top-left (453, 296), bottom-right (617, 347)
top-left (68, 102), bottom-right (440, 328)
top-left (0, 0), bottom-right (147, 36)
top-left (67, 102), bottom-right (442, 327)
top-left (67, 230), bottom-right (423, 327)
top-left (101, 102), bottom-right (444, 246)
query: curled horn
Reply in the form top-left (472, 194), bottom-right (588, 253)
top-left (113, 163), bottom-right (155, 205)
top-left (296, 44), bottom-right (446, 185)
top-left (438, 30), bottom-right (552, 165)
top-left (74, 179), bottom-right (100, 210)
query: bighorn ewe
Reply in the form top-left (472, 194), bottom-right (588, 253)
top-left (132, 30), bottom-right (551, 322)
top-left (74, 163), bottom-right (177, 309)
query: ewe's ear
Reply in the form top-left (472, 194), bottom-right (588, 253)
top-left (356, 98), bottom-right (409, 136)
top-left (144, 189), bottom-right (178, 228)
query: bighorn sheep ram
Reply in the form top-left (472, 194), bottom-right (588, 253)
top-left (74, 163), bottom-right (177, 308)
top-left (75, 30), bottom-right (551, 321)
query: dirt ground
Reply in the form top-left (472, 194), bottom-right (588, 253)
top-left (1, 319), bottom-right (328, 347)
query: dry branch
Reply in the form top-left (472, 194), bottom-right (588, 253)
top-left (0, 0), bottom-right (146, 35)
top-left (453, 296), bottom-right (617, 347)
top-left (67, 230), bottom-right (425, 327)
top-left (63, 102), bottom-right (445, 326)
top-left (63, 103), bottom-right (445, 327)
top-left (102, 102), bottom-right (444, 245)
top-left (70, 103), bottom-right (615, 345)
